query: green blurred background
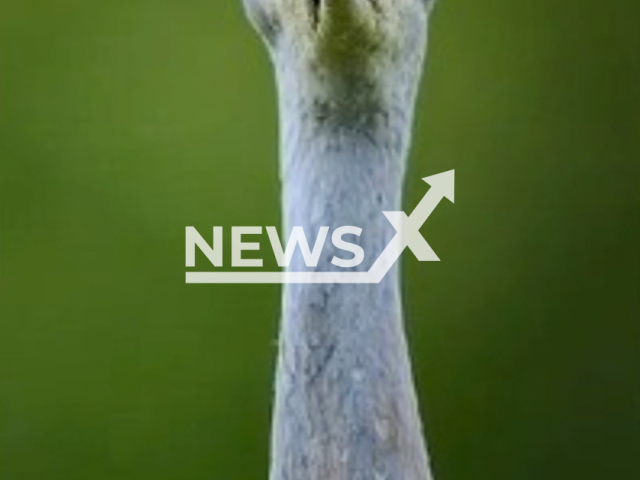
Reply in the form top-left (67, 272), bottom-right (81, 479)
top-left (0, 0), bottom-right (637, 479)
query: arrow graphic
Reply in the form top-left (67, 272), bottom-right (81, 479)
top-left (369, 169), bottom-right (455, 280)
top-left (186, 170), bottom-right (455, 284)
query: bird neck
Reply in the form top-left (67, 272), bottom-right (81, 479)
top-left (269, 82), bottom-right (432, 480)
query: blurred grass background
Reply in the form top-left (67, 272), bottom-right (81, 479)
top-left (0, 0), bottom-right (637, 479)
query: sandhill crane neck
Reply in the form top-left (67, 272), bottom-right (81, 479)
top-left (244, 1), bottom-right (436, 479)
